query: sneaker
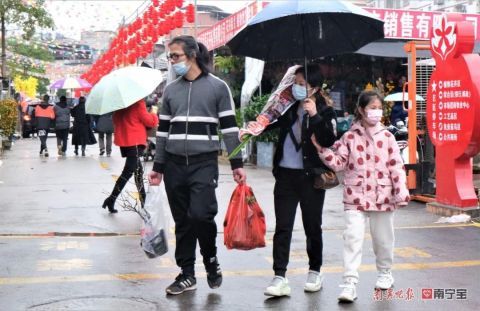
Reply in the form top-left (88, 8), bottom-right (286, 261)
top-left (107, 153), bottom-right (111, 157)
top-left (44, 149), bottom-right (49, 157)
top-left (264, 276), bottom-right (291, 297)
top-left (57, 146), bottom-right (62, 156)
top-left (204, 256), bottom-right (222, 289)
top-left (165, 273), bottom-right (197, 295)
top-left (100, 149), bottom-right (105, 156)
top-left (375, 271), bottom-right (394, 290)
top-left (304, 270), bottom-right (325, 292)
top-left (338, 282), bottom-right (357, 302)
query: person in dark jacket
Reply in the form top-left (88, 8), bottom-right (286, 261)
top-left (148, 36), bottom-right (246, 296)
top-left (389, 101), bottom-right (408, 126)
top-left (54, 96), bottom-right (71, 156)
top-left (95, 112), bottom-right (114, 156)
top-left (71, 96), bottom-right (96, 156)
top-left (33, 94), bottom-right (55, 157)
top-left (102, 100), bottom-right (158, 213)
top-left (263, 65), bottom-right (337, 297)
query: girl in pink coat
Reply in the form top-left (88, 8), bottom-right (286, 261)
top-left (312, 90), bottom-right (409, 303)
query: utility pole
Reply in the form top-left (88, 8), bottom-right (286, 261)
top-left (1, 12), bottom-right (7, 86)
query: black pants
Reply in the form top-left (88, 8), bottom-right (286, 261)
top-left (38, 129), bottom-right (49, 151)
top-left (110, 156), bottom-right (145, 204)
top-left (164, 156), bottom-right (219, 276)
top-left (273, 167), bottom-right (326, 277)
top-left (56, 129), bottom-right (69, 152)
top-left (74, 143), bottom-right (86, 152)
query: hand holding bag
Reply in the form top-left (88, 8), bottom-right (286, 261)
top-left (313, 167), bottom-right (340, 190)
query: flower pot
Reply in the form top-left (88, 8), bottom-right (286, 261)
top-left (256, 141), bottom-right (275, 168)
top-left (2, 139), bottom-right (12, 150)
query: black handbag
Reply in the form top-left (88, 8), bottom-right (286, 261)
top-left (312, 167), bottom-right (340, 190)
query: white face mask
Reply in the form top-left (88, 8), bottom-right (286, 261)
top-left (365, 109), bottom-right (383, 126)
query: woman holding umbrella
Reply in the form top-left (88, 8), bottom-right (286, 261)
top-left (85, 66), bottom-right (163, 214)
top-left (262, 65), bottom-right (337, 297)
top-left (102, 100), bottom-right (158, 213)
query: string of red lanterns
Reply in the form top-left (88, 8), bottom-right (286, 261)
top-left (81, 0), bottom-right (196, 86)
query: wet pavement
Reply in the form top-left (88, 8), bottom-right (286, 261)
top-left (0, 136), bottom-right (479, 310)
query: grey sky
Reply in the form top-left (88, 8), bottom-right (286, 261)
top-left (44, 0), bottom-right (252, 40)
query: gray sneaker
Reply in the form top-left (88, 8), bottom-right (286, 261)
top-left (264, 276), bottom-right (291, 297)
top-left (304, 270), bottom-right (324, 292)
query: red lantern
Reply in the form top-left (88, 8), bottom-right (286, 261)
top-left (143, 12), bottom-right (149, 25)
top-left (169, 16), bottom-right (176, 31)
top-left (152, 0), bottom-right (159, 7)
top-left (176, 0), bottom-right (183, 9)
top-left (165, 0), bottom-right (174, 14)
top-left (175, 11), bottom-right (184, 28)
top-left (159, 4), bottom-right (166, 18)
top-left (128, 53), bottom-right (137, 64)
top-left (151, 8), bottom-right (158, 22)
top-left (186, 4), bottom-right (195, 23)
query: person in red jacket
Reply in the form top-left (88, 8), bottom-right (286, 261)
top-left (102, 100), bottom-right (159, 213)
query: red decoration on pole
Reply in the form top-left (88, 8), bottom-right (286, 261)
top-left (176, 0), bottom-right (184, 9)
top-left (153, 0), bottom-right (159, 7)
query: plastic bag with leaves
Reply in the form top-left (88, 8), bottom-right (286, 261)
top-left (140, 186), bottom-right (168, 258)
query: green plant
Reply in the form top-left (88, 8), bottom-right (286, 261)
top-left (243, 94), bottom-right (279, 143)
top-left (0, 98), bottom-right (18, 138)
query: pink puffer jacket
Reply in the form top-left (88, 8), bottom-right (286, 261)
top-left (317, 122), bottom-right (410, 212)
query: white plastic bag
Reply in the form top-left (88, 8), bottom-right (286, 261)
top-left (140, 186), bottom-right (168, 258)
top-left (435, 214), bottom-right (471, 224)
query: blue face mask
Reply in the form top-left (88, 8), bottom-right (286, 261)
top-left (172, 61), bottom-right (191, 76)
top-left (292, 84), bottom-right (307, 101)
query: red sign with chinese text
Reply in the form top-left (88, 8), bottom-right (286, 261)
top-left (197, 1), bottom-right (260, 51)
top-left (365, 8), bottom-right (480, 41)
top-left (427, 14), bottom-right (480, 207)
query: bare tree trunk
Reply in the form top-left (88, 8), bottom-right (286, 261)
top-left (1, 13), bottom-right (6, 80)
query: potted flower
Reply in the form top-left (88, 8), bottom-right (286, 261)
top-left (0, 98), bottom-right (18, 150)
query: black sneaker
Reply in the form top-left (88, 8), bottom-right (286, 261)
top-left (205, 256), bottom-right (223, 289)
top-left (165, 273), bottom-right (197, 295)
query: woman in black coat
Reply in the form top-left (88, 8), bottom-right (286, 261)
top-left (262, 65), bottom-right (337, 297)
top-left (71, 96), bottom-right (96, 156)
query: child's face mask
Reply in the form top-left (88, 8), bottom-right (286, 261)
top-left (364, 109), bottom-right (383, 126)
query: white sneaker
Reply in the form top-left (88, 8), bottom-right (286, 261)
top-left (264, 276), bottom-right (291, 297)
top-left (338, 282), bottom-right (357, 302)
top-left (375, 271), bottom-right (394, 290)
top-left (304, 270), bottom-right (324, 292)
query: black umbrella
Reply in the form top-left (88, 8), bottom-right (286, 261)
top-left (227, 0), bottom-right (384, 62)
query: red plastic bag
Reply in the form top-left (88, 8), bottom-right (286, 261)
top-left (224, 184), bottom-right (266, 250)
